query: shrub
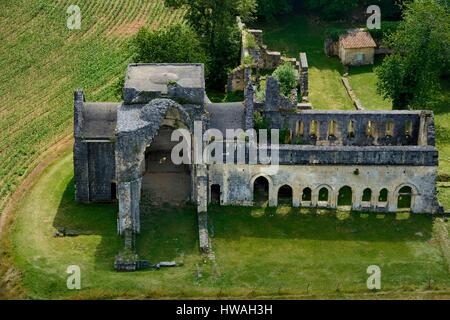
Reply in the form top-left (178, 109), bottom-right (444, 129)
top-left (242, 55), bottom-right (254, 66)
top-left (367, 21), bottom-right (400, 43)
top-left (132, 23), bottom-right (210, 76)
top-left (272, 63), bottom-right (298, 97)
top-left (245, 32), bottom-right (258, 49)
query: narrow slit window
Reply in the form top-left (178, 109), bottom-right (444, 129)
top-left (386, 121), bottom-right (394, 136)
top-left (328, 120), bottom-right (337, 137)
top-left (310, 120), bottom-right (318, 137)
top-left (296, 121), bottom-right (304, 136)
top-left (284, 129), bottom-right (292, 144)
top-left (347, 120), bottom-right (355, 138)
top-left (405, 120), bottom-right (413, 136)
top-left (367, 121), bottom-right (376, 137)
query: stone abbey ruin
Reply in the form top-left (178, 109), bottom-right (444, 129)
top-left (73, 22), bottom-right (441, 269)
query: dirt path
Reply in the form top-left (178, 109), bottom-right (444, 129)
top-left (0, 135), bottom-right (73, 237)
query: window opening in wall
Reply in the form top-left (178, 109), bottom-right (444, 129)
top-left (302, 187), bottom-right (312, 201)
top-left (362, 188), bottom-right (372, 202)
top-left (278, 185), bottom-right (293, 206)
top-left (347, 120), bottom-right (355, 138)
top-left (254, 176), bottom-right (269, 207)
top-left (367, 121), bottom-right (375, 137)
top-left (338, 186), bottom-right (352, 206)
top-left (211, 184), bottom-right (220, 205)
top-left (296, 121), bottom-right (304, 137)
top-left (379, 188), bottom-right (388, 202)
top-left (328, 120), bottom-right (337, 138)
top-left (398, 186), bottom-right (412, 209)
top-left (111, 182), bottom-right (117, 201)
top-left (310, 120), bottom-right (318, 138)
top-left (405, 120), bottom-right (413, 137)
top-left (318, 187), bottom-right (329, 202)
top-left (386, 121), bottom-right (394, 137)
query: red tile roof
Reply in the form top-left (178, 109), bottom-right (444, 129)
top-left (340, 31), bottom-right (377, 49)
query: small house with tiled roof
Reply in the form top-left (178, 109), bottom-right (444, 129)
top-left (339, 29), bottom-right (377, 66)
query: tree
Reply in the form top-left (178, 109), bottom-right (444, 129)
top-left (132, 23), bottom-right (209, 75)
top-left (376, 0), bottom-right (450, 109)
top-left (165, 0), bottom-right (257, 88)
top-left (256, 0), bottom-right (294, 20)
top-left (273, 63), bottom-right (299, 97)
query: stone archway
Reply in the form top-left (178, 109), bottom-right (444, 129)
top-left (253, 176), bottom-right (269, 207)
top-left (116, 99), bottom-right (193, 235)
top-left (278, 185), bottom-right (293, 206)
top-left (141, 124), bottom-right (191, 207)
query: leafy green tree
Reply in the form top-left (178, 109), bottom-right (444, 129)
top-left (132, 23), bottom-right (209, 75)
top-left (273, 63), bottom-right (299, 96)
top-left (376, 0), bottom-right (450, 109)
top-left (256, 0), bottom-right (294, 20)
top-left (165, 0), bottom-right (257, 88)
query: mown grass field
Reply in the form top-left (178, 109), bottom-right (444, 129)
top-left (0, 0), bottom-right (185, 213)
top-left (2, 149), bottom-right (450, 299)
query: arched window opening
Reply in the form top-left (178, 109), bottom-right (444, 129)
top-left (379, 188), bottom-right (388, 203)
top-left (253, 176), bottom-right (269, 206)
top-left (302, 187), bottom-right (312, 202)
top-left (278, 185), bottom-right (293, 206)
top-left (318, 187), bottom-right (329, 202)
top-left (362, 188), bottom-right (372, 202)
top-left (398, 186), bottom-right (413, 209)
top-left (338, 186), bottom-right (352, 206)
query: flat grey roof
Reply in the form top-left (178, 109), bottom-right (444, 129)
top-left (207, 102), bottom-right (245, 134)
top-left (125, 63), bottom-right (205, 94)
top-left (81, 102), bottom-right (118, 139)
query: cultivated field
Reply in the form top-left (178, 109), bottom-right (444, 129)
top-left (0, 0), bottom-right (185, 213)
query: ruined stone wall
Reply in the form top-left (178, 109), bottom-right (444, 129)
top-left (263, 110), bottom-right (435, 147)
top-left (87, 142), bottom-right (116, 201)
top-left (73, 90), bottom-right (116, 202)
top-left (208, 164), bottom-right (439, 213)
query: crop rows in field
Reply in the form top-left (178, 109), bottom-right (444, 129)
top-left (0, 0), bottom-right (185, 212)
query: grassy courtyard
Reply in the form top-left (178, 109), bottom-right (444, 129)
top-left (2, 149), bottom-right (450, 299)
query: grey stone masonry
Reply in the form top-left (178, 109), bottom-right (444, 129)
top-left (264, 77), bottom-right (297, 112)
top-left (123, 64), bottom-right (205, 105)
top-left (265, 110), bottom-right (435, 147)
top-left (73, 89), bottom-right (117, 202)
top-left (299, 52), bottom-right (309, 99)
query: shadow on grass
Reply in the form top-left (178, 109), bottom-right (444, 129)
top-left (208, 205), bottom-right (434, 242)
top-left (53, 180), bottom-right (199, 270)
top-left (53, 178), bottom-right (434, 272)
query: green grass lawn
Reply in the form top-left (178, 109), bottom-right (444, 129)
top-left (347, 61), bottom-right (392, 110)
top-left (3, 150), bottom-right (450, 299)
top-left (257, 15), bottom-right (354, 110)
